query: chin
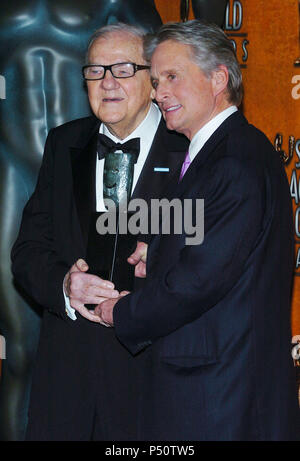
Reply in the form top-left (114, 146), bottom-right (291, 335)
top-left (166, 120), bottom-right (179, 132)
top-left (99, 114), bottom-right (124, 125)
top-left (97, 107), bottom-right (125, 123)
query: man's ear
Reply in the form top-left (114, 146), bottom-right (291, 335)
top-left (211, 65), bottom-right (229, 97)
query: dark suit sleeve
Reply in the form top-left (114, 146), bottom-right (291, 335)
top-left (114, 149), bottom-right (270, 354)
top-left (11, 129), bottom-right (69, 316)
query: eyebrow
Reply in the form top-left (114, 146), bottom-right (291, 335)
top-left (88, 61), bottom-right (133, 65)
top-left (151, 67), bottom-right (182, 78)
top-left (162, 68), bottom-right (180, 74)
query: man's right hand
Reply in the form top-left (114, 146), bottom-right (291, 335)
top-left (64, 259), bottom-right (119, 323)
top-left (127, 241), bottom-right (148, 278)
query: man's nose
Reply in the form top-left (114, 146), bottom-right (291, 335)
top-left (154, 83), bottom-right (169, 103)
top-left (101, 69), bottom-right (119, 89)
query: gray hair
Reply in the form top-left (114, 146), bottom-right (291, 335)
top-left (144, 20), bottom-right (243, 106)
top-left (86, 23), bottom-right (148, 64)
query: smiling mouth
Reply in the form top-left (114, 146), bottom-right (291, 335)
top-left (165, 104), bottom-right (182, 113)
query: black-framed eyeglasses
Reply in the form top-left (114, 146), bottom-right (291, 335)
top-left (82, 62), bottom-right (150, 80)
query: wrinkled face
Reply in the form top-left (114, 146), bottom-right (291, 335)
top-left (151, 40), bottom-right (221, 140)
top-left (87, 31), bottom-right (154, 139)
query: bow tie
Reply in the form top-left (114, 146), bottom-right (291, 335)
top-left (97, 133), bottom-right (140, 162)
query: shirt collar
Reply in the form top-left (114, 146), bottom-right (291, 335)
top-left (100, 102), bottom-right (161, 145)
top-left (189, 106), bottom-right (238, 162)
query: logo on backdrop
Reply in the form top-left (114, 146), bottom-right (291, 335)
top-left (274, 134), bottom-right (300, 275)
top-left (288, 140), bottom-right (300, 275)
top-left (224, 1), bottom-right (249, 68)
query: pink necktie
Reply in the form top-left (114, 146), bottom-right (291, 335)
top-left (179, 151), bottom-right (191, 181)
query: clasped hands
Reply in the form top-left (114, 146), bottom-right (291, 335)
top-left (64, 241), bottom-right (148, 327)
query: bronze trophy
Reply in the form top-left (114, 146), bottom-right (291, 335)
top-left (103, 152), bottom-right (136, 207)
top-left (86, 148), bottom-right (139, 298)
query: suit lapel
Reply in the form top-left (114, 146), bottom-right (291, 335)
top-left (170, 110), bottom-right (248, 199)
top-left (148, 111), bottom-right (248, 260)
top-left (132, 118), bottom-right (188, 202)
top-left (70, 120), bottom-right (100, 246)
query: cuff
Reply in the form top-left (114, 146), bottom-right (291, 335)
top-left (63, 275), bottom-right (77, 321)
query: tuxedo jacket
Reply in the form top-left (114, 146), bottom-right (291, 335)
top-left (11, 114), bottom-right (188, 440)
top-left (114, 111), bottom-right (300, 441)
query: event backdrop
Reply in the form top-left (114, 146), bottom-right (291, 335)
top-left (0, 0), bottom-right (299, 440)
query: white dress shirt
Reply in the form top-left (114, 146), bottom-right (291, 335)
top-left (65, 103), bottom-right (161, 320)
top-left (188, 106), bottom-right (238, 163)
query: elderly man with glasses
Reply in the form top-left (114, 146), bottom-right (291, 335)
top-left (11, 23), bottom-right (188, 441)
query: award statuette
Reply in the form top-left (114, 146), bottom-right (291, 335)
top-left (103, 152), bottom-right (136, 207)
top-left (85, 139), bottom-right (140, 304)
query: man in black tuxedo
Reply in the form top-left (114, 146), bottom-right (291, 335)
top-left (97, 21), bottom-right (300, 440)
top-left (11, 23), bottom-right (188, 441)
top-left (0, 1), bottom-right (162, 441)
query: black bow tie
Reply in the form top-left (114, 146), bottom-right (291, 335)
top-left (97, 133), bottom-right (140, 162)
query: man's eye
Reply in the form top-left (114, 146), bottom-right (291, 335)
top-left (151, 80), bottom-right (158, 89)
top-left (168, 74), bottom-right (176, 81)
top-left (117, 70), bottom-right (131, 76)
